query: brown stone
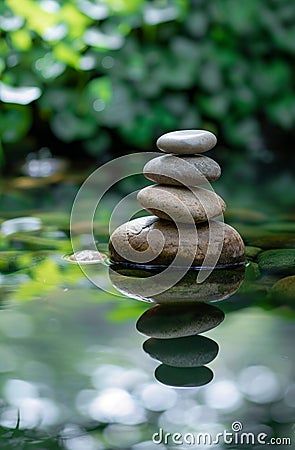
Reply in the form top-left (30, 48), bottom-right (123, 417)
top-left (109, 216), bottom-right (245, 267)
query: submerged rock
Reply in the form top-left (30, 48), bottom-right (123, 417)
top-left (136, 302), bottom-right (224, 338)
top-left (143, 335), bottom-right (219, 367)
top-left (155, 364), bottom-right (214, 387)
top-left (258, 249), bottom-right (295, 275)
top-left (109, 216), bottom-right (245, 267)
top-left (245, 246), bottom-right (263, 260)
top-left (246, 233), bottom-right (295, 249)
top-left (271, 276), bottom-right (295, 302)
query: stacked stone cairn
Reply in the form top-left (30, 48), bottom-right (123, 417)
top-left (109, 130), bottom-right (245, 268)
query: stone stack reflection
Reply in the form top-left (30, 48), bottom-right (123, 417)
top-left (110, 265), bottom-right (245, 388)
top-left (137, 302), bottom-right (223, 388)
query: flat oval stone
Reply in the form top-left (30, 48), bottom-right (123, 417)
top-left (143, 154), bottom-right (221, 186)
top-left (143, 335), bottom-right (219, 367)
top-left (137, 186), bottom-right (226, 223)
top-left (136, 303), bottom-right (224, 338)
top-left (271, 275), bottom-right (295, 302)
top-left (258, 249), bottom-right (295, 275)
top-left (155, 364), bottom-right (213, 387)
top-left (157, 130), bottom-right (217, 154)
top-left (109, 216), bottom-right (245, 267)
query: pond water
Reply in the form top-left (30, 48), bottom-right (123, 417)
top-left (0, 176), bottom-right (294, 449)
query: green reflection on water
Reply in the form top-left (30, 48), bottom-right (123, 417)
top-left (0, 179), bottom-right (294, 449)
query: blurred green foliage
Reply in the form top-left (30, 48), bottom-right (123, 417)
top-left (1, 0), bottom-right (295, 166)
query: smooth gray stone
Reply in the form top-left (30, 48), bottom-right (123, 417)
top-left (137, 185), bottom-right (226, 223)
top-left (136, 303), bottom-right (224, 338)
top-left (109, 216), bottom-right (245, 267)
top-left (155, 364), bottom-right (213, 387)
top-left (143, 154), bottom-right (221, 186)
top-left (157, 130), bottom-right (217, 154)
top-left (143, 335), bottom-right (219, 367)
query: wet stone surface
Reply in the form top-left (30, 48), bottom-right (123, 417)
top-left (109, 216), bottom-right (245, 268)
top-left (258, 249), bottom-right (295, 276)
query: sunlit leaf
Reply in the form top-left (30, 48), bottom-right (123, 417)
top-left (103, 0), bottom-right (143, 14)
top-left (0, 82), bottom-right (41, 105)
top-left (10, 29), bottom-right (32, 51)
top-left (87, 77), bottom-right (112, 103)
top-left (144, 4), bottom-right (179, 25)
top-left (53, 42), bottom-right (81, 68)
top-left (7, 0), bottom-right (57, 34)
top-left (77, 0), bottom-right (109, 20)
top-left (84, 28), bottom-right (124, 50)
top-left (0, 14), bottom-right (24, 31)
top-left (59, 2), bottom-right (90, 38)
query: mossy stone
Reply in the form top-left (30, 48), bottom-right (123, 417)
top-left (258, 250), bottom-right (295, 275)
top-left (263, 222), bottom-right (295, 233)
top-left (245, 246), bottom-right (263, 260)
top-left (225, 209), bottom-right (268, 224)
top-left (247, 234), bottom-right (295, 249)
top-left (245, 262), bottom-right (261, 281)
top-left (271, 276), bottom-right (295, 302)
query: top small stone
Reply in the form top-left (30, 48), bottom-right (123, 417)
top-left (157, 130), bottom-right (217, 155)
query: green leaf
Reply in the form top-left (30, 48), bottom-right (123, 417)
top-left (0, 105), bottom-right (32, 143)
top-left (87, 77), bottom-right (112, 103)
top-left (10, 29), bottom-right (32, 51)
top-left (53, 42), bottom-right (80, 68)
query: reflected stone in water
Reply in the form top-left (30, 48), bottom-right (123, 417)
top-left (155, 364), bottom-right (213, 388)
top-left (110, 266), bottom-right (245, 303)
top-left (143, 335), bottom-right (219, 367)
top-left (136, 303), bottom-right (224, 338)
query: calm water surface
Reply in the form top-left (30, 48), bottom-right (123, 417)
top-left (0, 179), bottom-right (294, 449)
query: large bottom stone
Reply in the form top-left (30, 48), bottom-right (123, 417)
top-left (109, 216), bottom-right (245, 267)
